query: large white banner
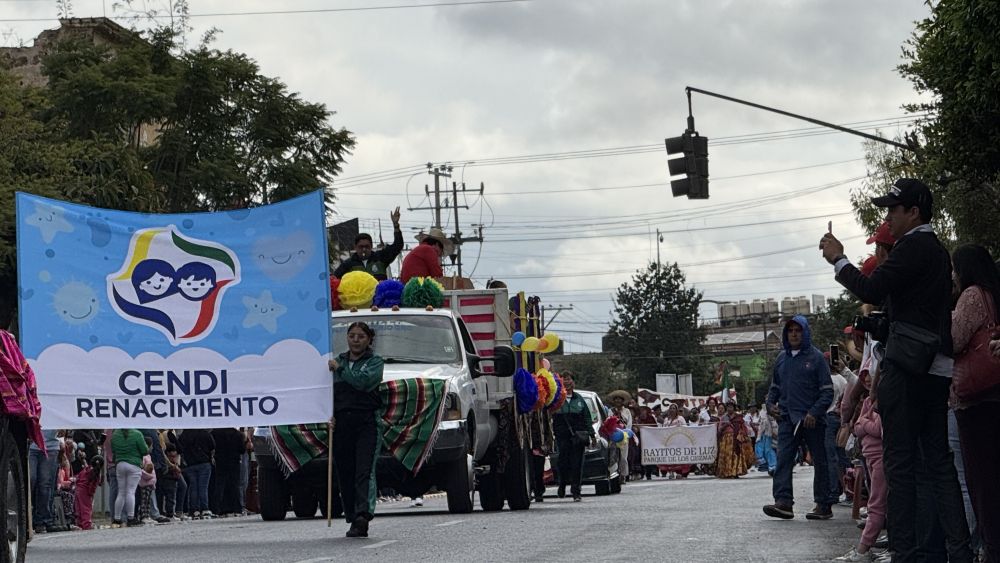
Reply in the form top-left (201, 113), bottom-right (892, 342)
top-left (16, 191), bottom-right (333, 428)
top-left (640, 425), bottom-right (718, 465)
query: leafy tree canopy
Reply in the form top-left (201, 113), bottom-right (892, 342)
top-left (855, 0), bottom-right (1000, 256)
top-left (0, 26), bottom-right (355, 327)
top-left (607, 262), bottom-right (707, 394)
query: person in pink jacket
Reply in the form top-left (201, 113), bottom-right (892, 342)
top-left (837, 376), bottom-right (886, 561)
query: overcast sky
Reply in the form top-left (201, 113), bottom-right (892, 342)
top-left (4, 0), bottom-right (932, 353)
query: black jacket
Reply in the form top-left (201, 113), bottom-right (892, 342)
top-left (333, 229), bottom-right (403, 280)
top-left (178, 429), bottom-right (215, 466)
top-left (332, 349), bottom-right (384, 414)
top-left (836, 229), bottom-right (953, 357)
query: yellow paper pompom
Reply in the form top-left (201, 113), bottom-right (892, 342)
top-left (338, 271), bottom-right (378, 309)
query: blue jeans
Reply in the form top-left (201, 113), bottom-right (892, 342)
top-left (183, 463), bottom-right (212, 512)
top-left (239, 453), bottom-right (249, 511)
top-left (106, 464), bottom-right (118, 518)
top-left (175, 475), bottom-right (188, 515)
top-left (948, 408), bottom-right (980, 552)
top-left (772, 417), bottom-right (830, 507)
top-left (755, 434), bottom-right (777, 471)
top-left (824, 411), bottom-right (844, 503)
top-left (28, 449), bottom-right (59, 528)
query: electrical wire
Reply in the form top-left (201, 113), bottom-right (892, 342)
top-left (0, 0), bottom-right (538, 22)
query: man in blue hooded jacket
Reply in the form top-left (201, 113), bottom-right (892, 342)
top-left (763, 315), bottom-right (835, 520)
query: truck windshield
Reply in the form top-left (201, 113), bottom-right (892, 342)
top-left (332, 315), bottom-right (461, 364)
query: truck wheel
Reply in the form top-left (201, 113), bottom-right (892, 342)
top-left (610, 476), bottom-right (622, 494)
top-left (594, 479), bottom-right (611, 496)
top-left (256, 458), bottom-right (289, 521)
top-left (478, 471), bottom-right (504, 512)
top-left (445, 454), bottom-right (474, 514)
top-left (503, 445), bottom-right (531, 511)
top-left (292, 488), bottom-right (319, 518)
top-left (0, 427), bottom-right (27, 563)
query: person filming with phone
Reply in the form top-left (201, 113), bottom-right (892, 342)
top-left (819, 178), bottom-right (973, 562)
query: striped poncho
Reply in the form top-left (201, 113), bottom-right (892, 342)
top-left (270, 378), bottom-right (448, 476)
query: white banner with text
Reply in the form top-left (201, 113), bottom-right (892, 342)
top-left (640, 424), bottom-right (718, 465)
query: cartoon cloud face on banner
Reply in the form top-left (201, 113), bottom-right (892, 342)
top-left (108, 227), bottom-right (241, 345)
top-left (15, 190), bottom-right (333, 430)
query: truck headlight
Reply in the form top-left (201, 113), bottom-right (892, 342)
top-left (443, 393), bottom-right (463, 421)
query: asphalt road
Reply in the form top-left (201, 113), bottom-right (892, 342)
top-left (28, 467), bottom-right (859, 563)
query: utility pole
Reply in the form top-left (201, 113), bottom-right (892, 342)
top-left (407, 163), bottom-right (486, 279)
top-left (426, 163), bottom-right (452, 229)
top-left (542, 305), bottom-right (574, 330)
top-left (656, 228), bottom-right (663, 269)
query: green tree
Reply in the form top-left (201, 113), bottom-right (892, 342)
top-left (0, 26), bottom-right (355, 328)
top-left (607, 262), bottom-right (707, 394)
top-left (549, 353), bottom-right (622, 397)
top-left (887, 0), bottom-right (1000, 255)
top-left (809, 290), bottom-right (862, 354)
top-left (899, 0), bottom-right (1000, 187)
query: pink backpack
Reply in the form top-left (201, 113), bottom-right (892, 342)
top-left (0, 330), bottom-right (45, 452)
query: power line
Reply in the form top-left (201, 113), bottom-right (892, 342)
top-left (0, 0), bottom-right (537, 22)
top-left (330, 115), bottom-right (922, 190)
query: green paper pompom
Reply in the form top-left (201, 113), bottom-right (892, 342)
top-left (402, 277), bottom-right (445, 308)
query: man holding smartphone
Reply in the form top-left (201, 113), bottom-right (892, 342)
top-left (819, 178), bottom-right (973, 562)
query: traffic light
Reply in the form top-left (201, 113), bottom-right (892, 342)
top-left (665, 132), bottom-right (709, 199)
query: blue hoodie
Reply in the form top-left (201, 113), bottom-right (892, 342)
top-left (766, 315), bottom-right (833, 425)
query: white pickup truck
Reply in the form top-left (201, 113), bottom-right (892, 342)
top-left (255, 288), bottom-right (538, 516)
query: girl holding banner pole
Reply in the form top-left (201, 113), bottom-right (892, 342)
top-left (328, 321), bottom-right (384, 538)
top-left (657, 403), bottom-right (691, 479)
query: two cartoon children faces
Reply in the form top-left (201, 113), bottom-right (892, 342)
top-left (132, 259), bottom-right (217, 304)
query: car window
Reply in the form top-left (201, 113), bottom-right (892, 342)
top-left (581, 394), bottom-right (600, 423)
top-left (333, 315), bottom-right (460, 364)
top-left (456, 318), bottom-right (476, 356)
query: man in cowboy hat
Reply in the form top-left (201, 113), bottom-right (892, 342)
top-left (400, 227), bottom-right (453, 283)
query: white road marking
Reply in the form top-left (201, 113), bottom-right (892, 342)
top-left (292, 558), bottom-right (335, 563)
top-left (361, 540), bottom-right (398, 549)
top-left (434, 520), bottom-right (466, 527)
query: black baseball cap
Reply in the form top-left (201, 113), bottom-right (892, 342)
top-left (870, 178), bottom-right (933, 209)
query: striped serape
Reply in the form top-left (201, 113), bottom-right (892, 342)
top-left (270, 377), bottom-right (448, 475)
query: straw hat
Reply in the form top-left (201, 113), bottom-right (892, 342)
top-left (415, 227), bottom-right (454, 256)
top-left (608, 389), bottom-right (632, 402)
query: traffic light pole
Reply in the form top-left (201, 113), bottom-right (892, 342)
top-left (684, 86), bottom-right (914, 152)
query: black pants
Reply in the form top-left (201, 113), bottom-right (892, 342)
top-left (529, 452), bottom-right (546, 499)
top-left (556, 437), bottom-right (585, 497)
top-left (211, 461), bottom-right (241, 515)
top-left (878, 364), bottom-right (973, 563)
top-left (156, 477), bottom-right (178, 517)
top-left (332, 410), bottom-right (379, 523)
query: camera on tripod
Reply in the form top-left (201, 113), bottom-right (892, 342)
top-left (853, 310), bottom-right (889, 342)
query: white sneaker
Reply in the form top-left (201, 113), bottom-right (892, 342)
top-left (834, 547), bottom-right (872, 562)
top-left (409, 497), bottom-right (423, 507)
top-left (201, 511), bottom-right (215, 519)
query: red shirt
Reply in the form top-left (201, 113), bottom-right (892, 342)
top-left (400, 243), bottom-right (443, 283)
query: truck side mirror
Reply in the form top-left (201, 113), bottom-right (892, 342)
top-left (467, 353), bottom-right (484, 379)
top-left (491, 345), bottom-right (516, 378)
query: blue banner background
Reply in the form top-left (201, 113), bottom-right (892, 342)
top-left (16, 191), bottom-right (331, 360)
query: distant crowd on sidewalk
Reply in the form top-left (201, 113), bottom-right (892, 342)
top-left (28, 427), bottom-right (256, 533)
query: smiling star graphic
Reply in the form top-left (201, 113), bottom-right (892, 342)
top-left (26, 203), bottom-right (74, 244)
top-left (242, 290), bottom-right (287, 334)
